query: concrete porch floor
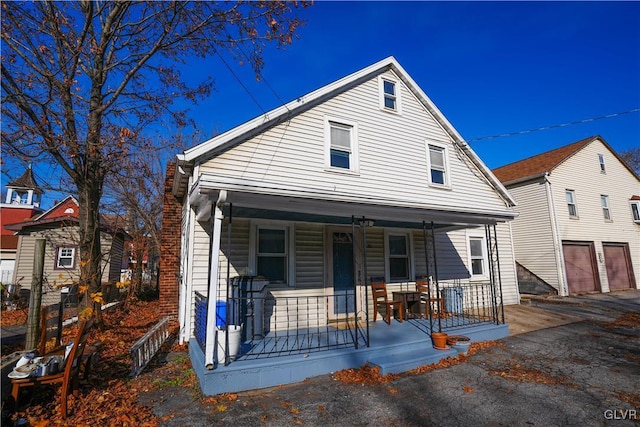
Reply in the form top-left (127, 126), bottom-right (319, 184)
top-left (190, 318), bottom-right (509, 395)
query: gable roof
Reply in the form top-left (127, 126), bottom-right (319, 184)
top-left (493, 135), bottom-right (640, 185)
top-left (176, 56), bottom-right (515, 206)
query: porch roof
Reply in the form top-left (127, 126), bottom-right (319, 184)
top-left (189, 175), bottom-right (517, 228)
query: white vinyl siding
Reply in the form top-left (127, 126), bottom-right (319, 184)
top-left (198, 70), bottom-right (509, 214)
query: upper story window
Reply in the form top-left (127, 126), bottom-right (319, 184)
top-left (427, 143), bottom-right (449, 186)
top-left (325, 117), bottom-right (358, 173)
top-left (601, 195), bottom-right (611, 221)
top-left (565, 190), bottom-right (578, 218)
top-left (379, 76), bottom-right (401, 113)
top-left (386, 233), bottom-right (410, 281)
top-left (467, 234), bottom-right (488, 279)
top-left (631, 199), bottom-right (640, 223)
top-left (56, 247), bottom-right (76, 269)
top-left (598, 154), bottom-right (606, 173)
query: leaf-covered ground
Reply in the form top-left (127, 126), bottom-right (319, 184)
top-left (4, 299), bottom-right (190, 426)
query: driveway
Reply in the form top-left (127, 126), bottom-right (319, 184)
top-left (139, 290), bottom-right (640, 426)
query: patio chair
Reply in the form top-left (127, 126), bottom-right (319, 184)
top-left (11, 317), bottom-right (94, 418)
top-left (370, 277), bottom-right (403, 325)
top-left (416, 277), bottom-right (445, 317)
top-left (38, 302), bottom-right (63, 356)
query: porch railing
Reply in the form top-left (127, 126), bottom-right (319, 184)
top-left (194, 280), bottom-right (503, 365)
top-left (194, 291), bottom-right (368, 361)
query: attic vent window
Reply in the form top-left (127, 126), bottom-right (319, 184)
top-left (598, 154), bottom-right (606, 173)
top-left (64, 208), bottom-right (75, 214)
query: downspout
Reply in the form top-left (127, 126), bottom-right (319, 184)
top-left (204, 190), bottom-right (228, 369)
top-left (544, 173), bottom-right (568, 296)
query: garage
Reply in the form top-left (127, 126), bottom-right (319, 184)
top-left (603, 243), bottom-right (637, 291)
top-left (562, 241), bottom-right (600, 293)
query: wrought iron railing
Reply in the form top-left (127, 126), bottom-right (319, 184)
top-left (194, 280), bottom-right (503, 365)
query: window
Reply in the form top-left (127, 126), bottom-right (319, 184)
top-left (427, 143), bottom-right (448, 186)
top-left (565, 190), bottom-right (578, 218)
top-left (325, 117), bottom-right (358, 173)
top-left (631, 200), bottom-right (640, 223)
top-left (387, 234), bottom-right (410, 281)
top-left (601, 195), bottom-right (611, 220)
top-left (56, 247), bottom-right (76, 269)
top-left (256, 227), bottom-right (287, 284)
top-left (467, 235), bottom-right (487, 279)
top-left (379, 76), bottom-right (401, 112)
top-left (598, 154), bottom-right (606, 173)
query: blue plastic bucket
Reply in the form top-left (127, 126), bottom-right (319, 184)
top-left (215, 301), bottom-right (226, 327)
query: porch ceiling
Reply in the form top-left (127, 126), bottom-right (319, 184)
top-left (190, 179), bottom-right (515, 228)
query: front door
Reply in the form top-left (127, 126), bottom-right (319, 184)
top-left (326, 226), bottom-right (363, 321)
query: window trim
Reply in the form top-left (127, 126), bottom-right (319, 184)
top-left (565, 189), bottom-right (579, 218)
top-left (466, 232), bottom-right (489, 281)
top-left (324, 116), bottom-right (359, 174)
top-left (630, 200), bottom-right (640, 223)
top-left (249, 221), bottom-right (295, 287)
top-left (55, 246), bottom-right (76, 270)
top-left (601, 195), bottom-right (612, 221)
top-left (384, 231), bottom-right (413, 282)
top-left (598, 154), bottom-right (606, 174)
top-left (378, 76), bottom-right (401, 113)
top-left (426, 141), bottom-right (451, 188)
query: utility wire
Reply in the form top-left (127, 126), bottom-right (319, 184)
top-left (214, 49), bottom-right (266, 114)
top-left (467, 108), bottom-right (640, 143)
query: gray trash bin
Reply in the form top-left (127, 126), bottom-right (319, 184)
top-left (232, 276), bottom-right (269, 341)
top-left (442, 287), bottom-right (464, 315)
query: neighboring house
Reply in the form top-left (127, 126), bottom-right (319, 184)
top-left (493, 136), bottom-right (640, 296)
top-left (163, 57), bottom-right (520, 392)
top-left (0, 166), bottom-right (43, 285)
top-left (6, 196), bottom-right (130, 305)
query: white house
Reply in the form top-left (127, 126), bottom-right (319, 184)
top-left (493, 136), bottom-right (640, 295)
top-left (167, 57), bottom-right (520, 393)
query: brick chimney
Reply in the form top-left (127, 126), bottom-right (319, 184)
top-left (159, 161), bottom-right (181, 317)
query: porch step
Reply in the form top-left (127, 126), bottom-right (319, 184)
top-left (368, 346), bottom-right (458, 375)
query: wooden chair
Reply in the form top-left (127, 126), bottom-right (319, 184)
top-left (371, 277), bottom-right (403, 325)
top-left (11, 318), bottom-right (94, 418)
top-left (416, 277), bottom-right (445, 317)
top-left (38, 302), bottom-right (63, 355)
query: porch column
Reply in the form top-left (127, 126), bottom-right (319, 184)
top-left (205, 195), bottom-right (226, 368)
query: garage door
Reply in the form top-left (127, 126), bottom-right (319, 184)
top-left (562, 242), bottom-right (600, 293)
top-left (603, 243), bottom-right (636, 291)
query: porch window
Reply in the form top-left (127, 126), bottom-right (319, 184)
top-left (565, 190), bottom-right (578, 218)
top-left (386, 233), bottom-right (410, 281)
top-left (325, 116), bottom-right (358, 173)
top-left (467, 235), bottom-right (487, 279)
top-left (427, 143), bottom-right (449, 186)
top-left (56, 247), bottom-right (76, 269)
top-left (256, 227), bottom-right (287, 284)
top-left (601, 195), bottom-right (611, 221)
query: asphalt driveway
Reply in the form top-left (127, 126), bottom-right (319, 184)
top-left (139, 290), bottom-right (640, 426)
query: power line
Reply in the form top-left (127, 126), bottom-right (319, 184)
top-left (214, 49), bottom-right (266, 114)
top-left (467, 108), bottom-right (640, 143)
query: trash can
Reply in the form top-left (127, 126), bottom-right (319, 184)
top-left (216, 325), bottom-right (242, 364)
top-left (442, 287), bottom-right (464, 315)
top-left (231, 276), bottom-right (269, 341)
top-left (215, 301), bottom-right (227, 328)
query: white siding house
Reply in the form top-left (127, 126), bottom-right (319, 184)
top-left (493, 136), bottom-right (640, 295)
top-left (171, 57), bottom-right (519, 375)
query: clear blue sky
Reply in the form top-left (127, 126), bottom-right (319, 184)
top-left (4, 1), bottom-right (639, 209)
top-left (190, 0), bottom-right (639, 170)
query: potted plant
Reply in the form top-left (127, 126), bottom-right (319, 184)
top-left (446, 335), bottom-right (471, 354)
top-left (432, 331), bottom-right (448, 349)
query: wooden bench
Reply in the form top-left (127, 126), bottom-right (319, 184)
top-left (11, 318), bottom-right (95, 418)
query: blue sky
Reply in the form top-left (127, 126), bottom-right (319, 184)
top-left (4, 1), bottom-right (639, 208)
top-left (191, 1), bottom-right (639, 169)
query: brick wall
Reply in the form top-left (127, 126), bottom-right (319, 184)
top-left (159, 161), bottom-right (181, 317)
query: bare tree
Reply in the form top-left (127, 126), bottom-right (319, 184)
top-left (1, 1), bottom-right (308, 310)
top-left (619, 147), bottom-right (640, 174)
